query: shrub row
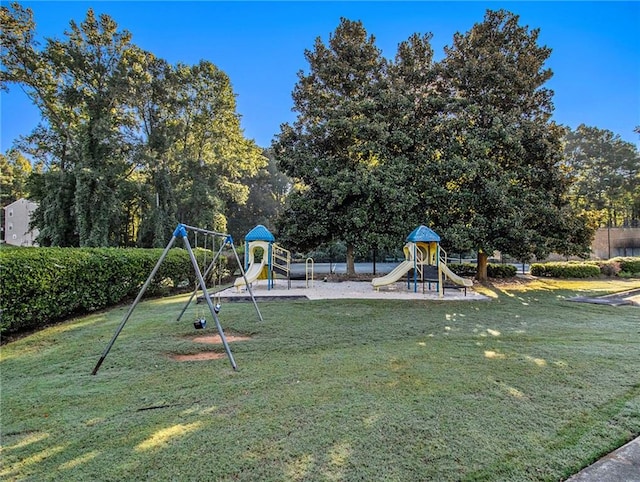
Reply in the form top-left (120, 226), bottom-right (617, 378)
top-left (616, 257), bottom-right (640, 276)
top-left (530, 262), bottom-right (601, 278)
top-left (0, 247), bottom-right (221, 336)
top-left (447, 263), bottom-right (517, 278)
top-left (530, 257), bottom-right (640, 279)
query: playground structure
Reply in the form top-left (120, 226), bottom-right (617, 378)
top-left (371, 225), bottom-right (473, 297)
top-left (234, 225), bottom-right (292, 291)
top-left (92, 223), bottom-right (262, 375)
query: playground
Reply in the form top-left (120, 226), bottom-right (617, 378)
top-left (228, 224), bottom-right (477, 302)
top-left (219, 278), bottom-right (484, 301)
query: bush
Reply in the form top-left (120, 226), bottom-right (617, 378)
top-left (615, 257), bottom-right (640, 277)
top-left (487, 263), bottom-right (518, 278)
top-left (446, 262), bottom-right (517, 279)
top-left (530, 262), bottom-right (601, 278)
top-left (0, 247), bottom-right (216, 336)
top-left (594, 260), bottom-right (621, 277)
top-left (447, 263), bottom-right (477, 277)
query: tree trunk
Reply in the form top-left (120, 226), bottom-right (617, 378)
top-left (346, 244), bottom-right (356, 277)
top-left (477, 250), bottom-right (489, 282)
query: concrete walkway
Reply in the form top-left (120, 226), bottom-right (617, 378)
top-left (567, 437), bottom-right (640, 481)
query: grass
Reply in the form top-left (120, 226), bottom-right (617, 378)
top-left (1, 278), bottom-right (639, 481)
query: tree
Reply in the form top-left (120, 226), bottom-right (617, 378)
top-left (0, 149), bottom-right (32, 205)
top-left (1, 4), bottom-right (137, 246)
top-left (59, 9), bottom-right (138, 246)
top-left (170, 60), bottom-right (266, 235)
top-left (225, 148), bottom-right (290, 241)
top-left (2, 4), bottom-right (266, 247)
top-left (273, 18), bottom-right (390, 275)
top-left (383, 32), bottom-right (441, 244)
top-left (563, 124), bottom-right (640, 228)
top-left (127, 50), bottom-right (181, 247)
top-left (0, 149), bottom-right (33, 242)
top-left (435, 9), bottom-right (593, 280)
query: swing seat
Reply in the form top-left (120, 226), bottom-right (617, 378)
top-left (193, 318), bottom-right (206, 329)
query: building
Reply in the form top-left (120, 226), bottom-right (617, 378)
top-left (3, 198), bottom-right (39, 247)
top-left (591, 227), bottom-right (640, 259)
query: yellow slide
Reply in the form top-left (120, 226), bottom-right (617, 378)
top-left (371, 260), bottom-right (414, 288)
top-left (234, 258), bottom-right (267, 290)
top-left (440, 261), bottom-right (473, 287)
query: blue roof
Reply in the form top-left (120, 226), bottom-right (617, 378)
top-left (406, 225), bottom-right (441, 243)
top-left (245, 224), bottom-right (275, 242)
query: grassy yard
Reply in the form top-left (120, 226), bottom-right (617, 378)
top-left (1, 278), bottom-right (639, 481)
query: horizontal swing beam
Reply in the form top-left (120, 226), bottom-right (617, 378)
top-left (181, 224), bottom-right (229, 238)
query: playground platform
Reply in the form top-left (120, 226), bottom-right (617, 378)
top-left (214, 279), bottom-right (487, 302)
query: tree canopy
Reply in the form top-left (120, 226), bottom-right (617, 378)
top-left (1, 3), bottom-right (267, 246)
top-left (3, 5), bottom-right (621, 276)
top-left (563, 124), bottom-right (639, 229)
top-left (274, 10), bottom-right (595, 279)
top-left (273, 18), bottom-right (392, 275)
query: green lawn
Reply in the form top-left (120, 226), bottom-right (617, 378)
top-left (2, 278), bottom-right (639, 481)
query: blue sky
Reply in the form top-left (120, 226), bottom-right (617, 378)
top-left (1, 1), bottom-right (639, 151)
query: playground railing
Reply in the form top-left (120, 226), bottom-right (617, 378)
top-left (272, 244), bottom-right (291, 276)
top-left (415, 247), bottom-right (425, 280)
top-left (440, 247), bottom-right (448, 265)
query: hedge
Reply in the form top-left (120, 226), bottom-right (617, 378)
top-left (0, 247), bottom-right (220, 336)
top-left (616, 257), bottom-right (640, 276)
top-left (446, 263), bottom-right (517, 278)
top-left (530, 262), bottom-right (601, 278)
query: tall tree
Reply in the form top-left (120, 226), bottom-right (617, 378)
top-left (171, 60), bottom-right (266, 234)
top-left (225, 148), bottom-right (290, 241)
top-left (435, 9), bottom-right (593, 279)
top-left (1, 2), bottom-right (80, 245)
top-left (273, 18), bottom-right (389, 275)
top-left (2, 4), bottom-right (266, 247)
top-left (127, 50), bottom-right (180, 247)
top-left (384, 32), bottom-right (441, 243)
top-left (1, 4), bottom-right (137, 246)
top-left (54, 9), bottom-right (137, 246)
top-left (0, 149), bottom-right (32, 205)
top-left (563, 124), bottom-right (640, 228)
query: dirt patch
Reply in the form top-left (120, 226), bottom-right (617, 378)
top-left (192, 334), bottom-right (251, 344)
top-left (169, 333), bottom-right (251, 362)
top-left (169, 352), bottom-right (226, 361)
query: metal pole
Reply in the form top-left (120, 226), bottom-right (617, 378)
top-left (181, 231), bottom-right (237, 371)
top-left (92, 235), bottom-right (177, 375)
top-left (182, 224), bottom-right (228, 238)
top-left (176, 238), bottom-right (227, 322)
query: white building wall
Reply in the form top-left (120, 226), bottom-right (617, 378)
top-left (4, 198), bottom-right (39, 247)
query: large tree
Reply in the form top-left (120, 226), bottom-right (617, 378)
top-left (434, 10), bottom-right (593, 279)
top-left (1, 3), bottom-right (265, 247)
top-left (384, 32), bottom-right (441, 243)
top-left (2, 4), bottom-right (137, 246)
top-left (563, 124), bottom-right (640, 228)
top-left (274, 18), bottom-right (399, 275)
top-left (170, 60), bottom-right (266, 234)
top-left (225, 148), bottom-right (290, 242)
top-left (1, 3), bottom-right (81, 245)
top-left (126, 50), bottom-right (180, 247)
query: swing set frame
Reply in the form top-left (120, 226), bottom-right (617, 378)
top-left (91, 223), bottom-right (262, 375)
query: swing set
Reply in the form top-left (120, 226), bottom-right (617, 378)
top-left (91, 223), bottom-right (262, 375)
